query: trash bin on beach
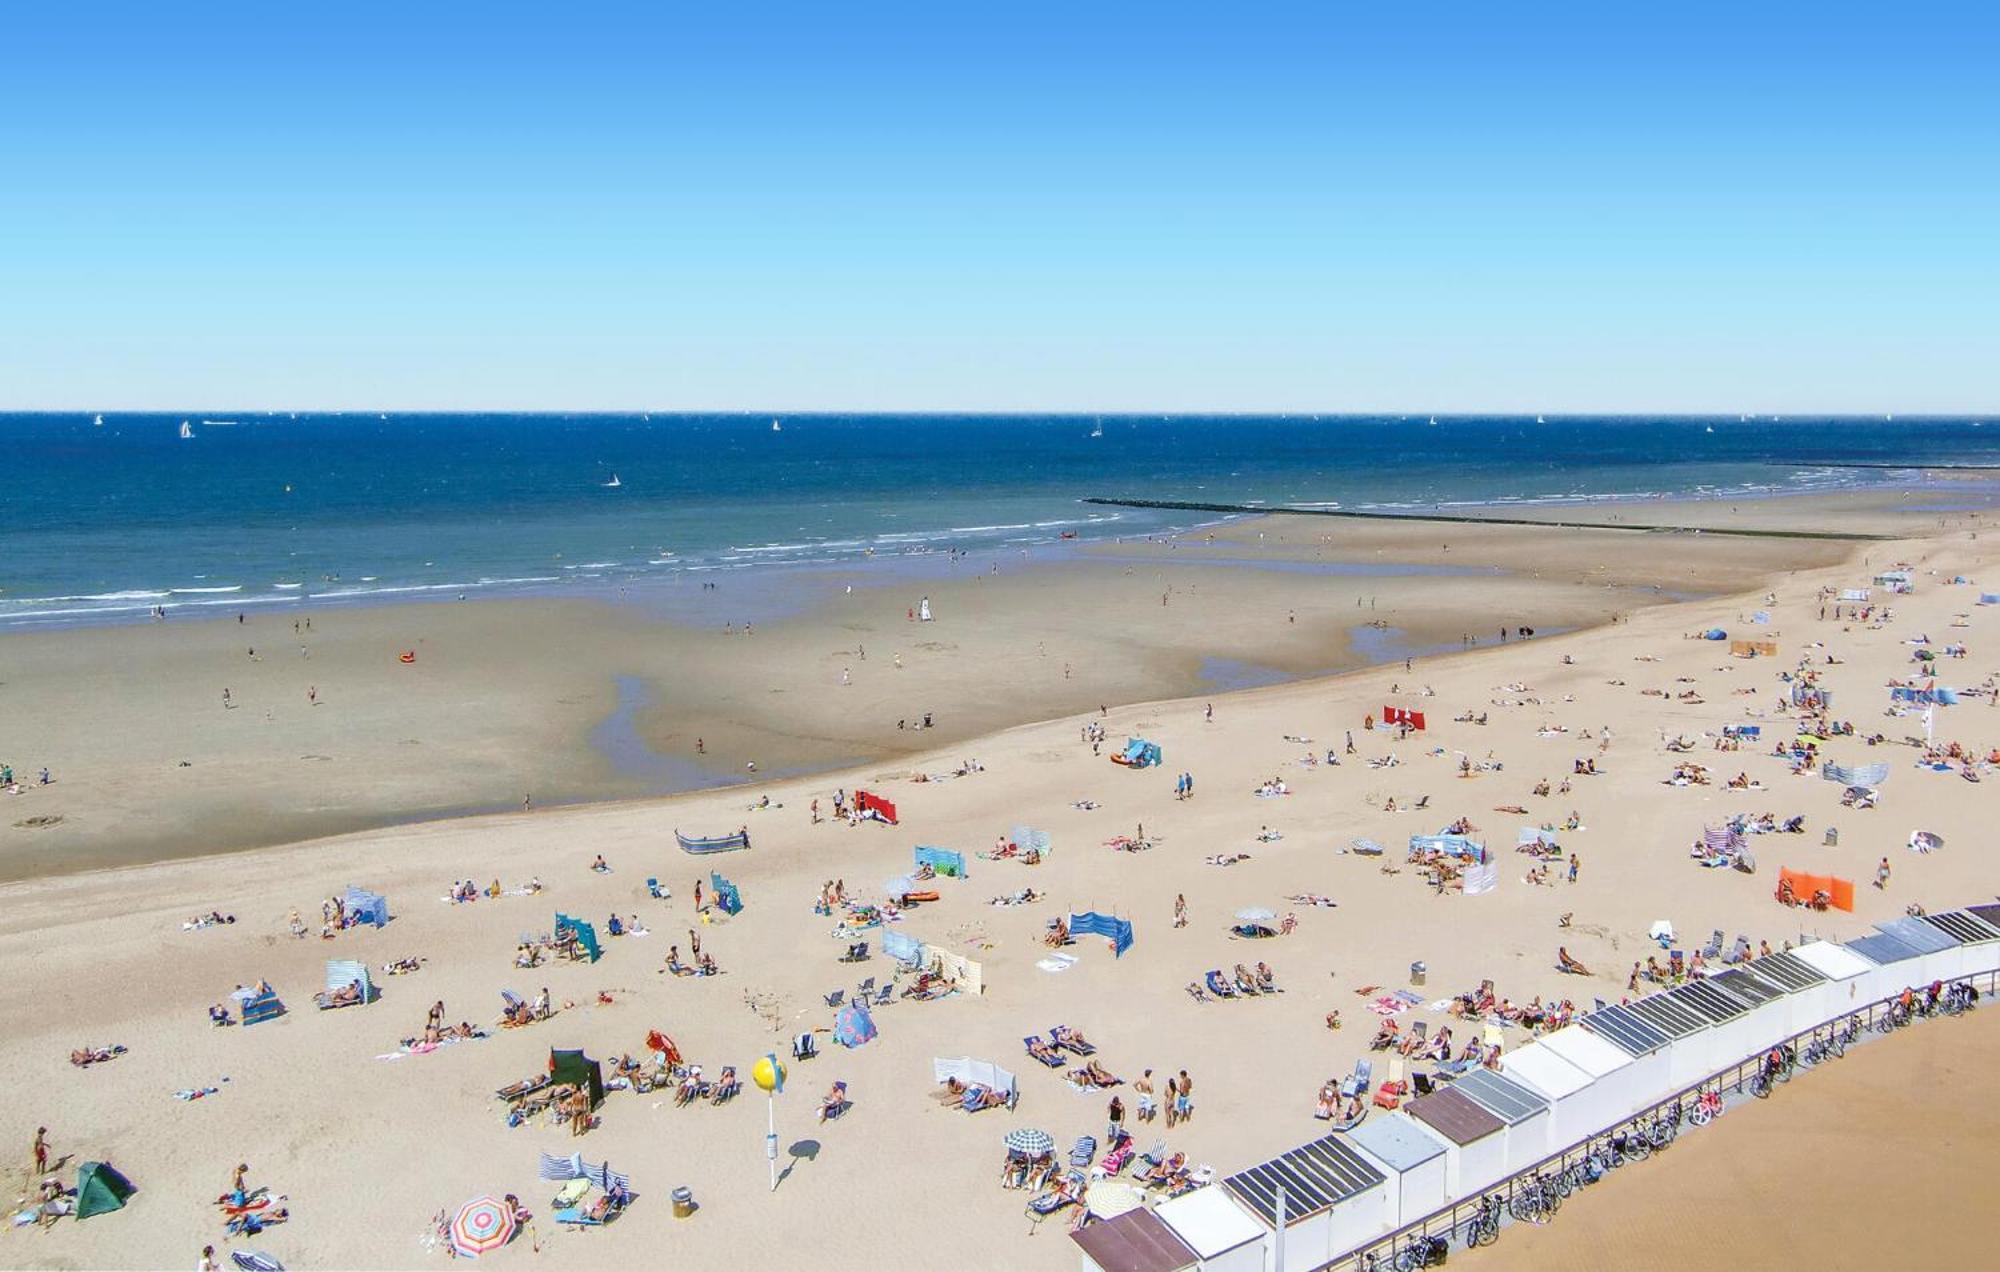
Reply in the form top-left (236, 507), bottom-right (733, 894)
top-left (1410, 961), bottom-right (1427, 987)
top-left (1824, 827), bottom-right (1839, 847)
top-left (672, 1186), bottom-right (696, 1218)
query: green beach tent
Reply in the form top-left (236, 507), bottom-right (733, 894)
top-left (74, 1161), bottom-right (135, 1219)
top-left (550, 1048), bottom-right (605, 1109)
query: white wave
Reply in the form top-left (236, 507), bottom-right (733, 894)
top-left (562, 561), bottom-right (621, 570)
top-left (7, 590), bottom-right (172, 604)
top-left (170, 585), bottom-right (242, 594)
top-left (948, 523), bottom-right (1034, 533)
top-left (273, 582), bottom-right (304, 590)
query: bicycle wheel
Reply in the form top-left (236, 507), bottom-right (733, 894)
top-left (1476, 1218), bottom-right (1499, 1247)
top-left (1751, 1073), bottom-right (1771, 1099)
top-left (1689, 1104), bottom-right (1712, 1127)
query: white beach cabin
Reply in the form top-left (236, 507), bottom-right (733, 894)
top-left (1347, 1113), bottom-right (1450, 1231)
top-left (1153, 1187), bottom-right (1267, 1272)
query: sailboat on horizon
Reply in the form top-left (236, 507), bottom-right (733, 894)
top-left (1090, 418), bottom-right (1104, 438)
top-left (603, 472), bottom-right (622, 488)
top-left (771, 419), bottom-right (782, 432)
top-left (178, 420), bottom-right (194, 440)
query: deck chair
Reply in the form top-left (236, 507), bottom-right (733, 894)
top-left (1205, 969), bottom-right (1237, 998)
top-left (1339, 1058), bottom-right (1372, 1099)
top-left (1726, 934), bottom-right (1751, 964)
top-left (792, 1032), bottom-right (817, 1061)
top-left (1701, 929), bottom-right (1724, 960)
top-left (873, 982), bottom-right (893, 1005)
top-left (855, 976), bottom-right (876, 1001)
top-left (646, 878), bottom-right (667, 899)
top-left (1414, 794), bottom-right (1431, 809)
top-left (1398, 1020), bottom-right (1429, 1055)
top-left (823, 988), bottom-right (844, 1008)
top-left (839, 941), bottom-right (869, 963)
top-left (1024, 1036), bottom-right (1065, 1068)
top-left (1069, 1135), bottom-right (1097, 1168)
top-left (551, 1177), bottom-right (592, 1209)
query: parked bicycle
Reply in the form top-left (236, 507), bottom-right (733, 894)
top-left (1463, 1193), bottom-right (1503, 1248)
top-left (1944, 980), bottom-right (1978, 1015)
top-left (1394, 1232), bottom-right (1451, 1270)
top-left (1686, 1086), bottom-right (1725, 1127)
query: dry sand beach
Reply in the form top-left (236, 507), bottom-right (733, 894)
top-left (2, 493), bottom-right (1996, 1270)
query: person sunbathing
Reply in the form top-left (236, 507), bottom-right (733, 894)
top-left (818, 1080), bottom-right (849, 1123)
top-left (1072, 1060), bottom-right (1120, 1087)
top-left (1140, 1152), bottom-right (1186, 1185)
top-left (1317, 1081), bottom-right (1340, 1119)
top-left (325, 981), bottom-right (364, 1007)
top-left (1557, 946), bottom-right (1592, 975)
top-left (209, 1003), bottom-right (233, 1026)
top-left (1370, 1020), bottom-right (1400, 1050)
top-left (698, 952), bottom-right (719, 976)
top-left (1232, 964), bottom-right (1258, 994)
top-left (1028, 1036), bottom-right (1063, 1065)
top-left (1254, 962), bottom-right (1277, 992)
top-left (711, 1066), bottom-right (739, 1103)
top-left (1043, 918), bottom-right (1070, 946)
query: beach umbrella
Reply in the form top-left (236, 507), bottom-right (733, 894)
top-left (833, 1000), bottom-right (878, 1048)
top-left (450, 1196), bottom-right (516, 1257)
top-left (1085, 1178), bottom-right (1145, 1220)
top-left (1235, 907), bottom-right (1277, 923)
top-left (1003, 1127), bottom-right (1056, 1156)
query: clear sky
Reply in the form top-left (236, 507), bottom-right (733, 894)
top-left (2, 2), bottom-right (1994, 413)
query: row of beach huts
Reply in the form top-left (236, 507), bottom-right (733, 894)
top-left (1073, 903), bottom-right (2000, 1272)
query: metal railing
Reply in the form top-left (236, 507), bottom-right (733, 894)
top-left (1324, 967), bottom-right (1998, 1271)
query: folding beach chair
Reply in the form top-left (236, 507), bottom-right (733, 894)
top-left (1701, 929), bottom-right (1724, 960)
top-left (855, 976), bottom-right (876, 1002)
top-left (823, 989), bottom-right (844, 1009)
top-left (873, 982), bottom-right (894, 1006)
top-left (1339, 1058), bottom-right (1372, 1099)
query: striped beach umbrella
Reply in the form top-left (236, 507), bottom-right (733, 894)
top-left (1085, 1178), bottom-right (1145, 1220)
top-left (1003, 1127), bottom-right (1055, 1156)
top-left (450, 1196), bottom-right (516, 1257)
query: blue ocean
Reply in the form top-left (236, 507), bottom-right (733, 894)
top-left (4, 413), bottom-right (1996, 628)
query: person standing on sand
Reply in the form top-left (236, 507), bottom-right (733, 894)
top-left (1877, 857), bottom-right (1892, 890)
top-left (199, 1245), bottom-right (219, 1272)
top-left (1173, 894), bottom-right (1187, 928)
top-left (1569, 854), bottom-right (1580, 884)
top-left (307, 685), bottom-right (317, 706)
top-left (222, 688), bottom-right (231, 708)
top-left (694, 879), bottom-right (703, 912)
top-left (1106, 1095), bottom-right (1124, 1143)
top-left (32, 1127), bottom-right (49, 1179)
top-left (1177, 1070), bottom-right (1194, 1122)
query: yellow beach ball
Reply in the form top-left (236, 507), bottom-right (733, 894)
top-left (751, 1055), bottom-right (786, 1094)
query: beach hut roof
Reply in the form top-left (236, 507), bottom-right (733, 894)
top-left (1874, 917), bottom-right (1958, 956)
top-left (1967, 903), bottom-right (2000, 932)
top-left (1070, 1207), bottom-right (1197, 1272)
top-left (1740, 951), bottom-right (1827, 993)
top-left (1448, 1069), bottom-right (1549, 1126)
top-left (1221, 1135), bottom-right (1385, 1227)
top-left (1666, 979), bottom-right (1752, 1022)
top-left (1348, 1113), bottom-right (1448, 1172)
top-left (1790, 940), bottom-right (1875, 980)
top-left (1154, 1187), bottom-right (1265, 1259)
top-left (1556, 1017), bottom-right (1652, 1067)
top-left (1576, 1004), bottom-right (1672, 1056)
top-left (1405, 1086), bottom-right (1505, 1146)
top-left (1501, 1044), bottom-right (1593, 1101)
top-left (1844, 932), bottom-right (1923, 965)
top-left (1625, 993), bottom-right (1709, 1039)
top-left (1920, 910), bottom-right (2000, 946)
top-left (1703, 968), bottom-right (1784, 1007)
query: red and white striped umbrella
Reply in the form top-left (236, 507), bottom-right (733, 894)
top-left (450, 1196), bottom-right (516, 1257)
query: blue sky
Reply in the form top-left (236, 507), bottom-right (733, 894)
top-left (2, 3), bottom-right (1994, 411)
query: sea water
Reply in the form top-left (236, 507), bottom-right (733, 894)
top-left (3, 413), bottom-right (1994, 628)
